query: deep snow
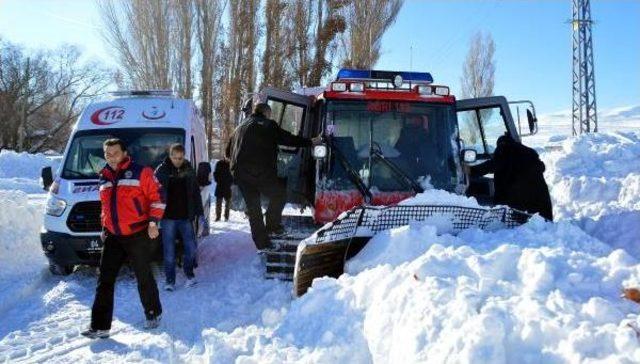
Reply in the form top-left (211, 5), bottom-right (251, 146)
top-left (0, 119), bottom-right (639, 362)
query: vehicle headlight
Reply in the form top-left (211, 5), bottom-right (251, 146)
top-left (46, 195), bottom-right (67, 216)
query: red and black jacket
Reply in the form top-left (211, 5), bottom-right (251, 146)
top-left (99, 157), bottom-right (165, 236)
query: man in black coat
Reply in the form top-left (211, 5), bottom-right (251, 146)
top-left (468, 133), bottom-right (553, 220)
top-left (213, 159), bottom-right (232, 221)
top-left (227, 103), bottom-right (320, 250)
top-left (154, 144), bottom-right (204, 290)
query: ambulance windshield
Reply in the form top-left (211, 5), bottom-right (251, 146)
top-left (61, 128), bottom-right (185, 179)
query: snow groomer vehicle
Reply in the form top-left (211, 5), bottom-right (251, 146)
top-left (251, 68), bottom-right (539, 296)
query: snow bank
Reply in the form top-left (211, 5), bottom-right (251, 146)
top-left (541, 131), bottom-right (640, 256)
top-left (0, 190), bottom-right (47, 314)
top-left (399, 188), bottom-right (481, 208)
top-left (277, 217), bottom-right (640, 363)
top-left (0, 150), bottom-right (60, 193)
top-left (0, 190), bottom-right (46, 280)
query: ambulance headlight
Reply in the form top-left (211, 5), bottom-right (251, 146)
top-left (46, 195), bottom-right (67, 216)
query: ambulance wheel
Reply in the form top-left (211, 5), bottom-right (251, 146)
top-left (49, 263), bottom-right (74, 276)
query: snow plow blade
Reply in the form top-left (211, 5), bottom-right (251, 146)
top-left (293, 205), bottom-right (531, 297)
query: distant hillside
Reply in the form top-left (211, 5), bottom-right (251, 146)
top-left (522, 104), bottom-right (640, 148)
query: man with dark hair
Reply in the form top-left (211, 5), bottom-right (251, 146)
top-left (468, 133), bottom-right (553, 220)
top-left (154, 143), bottom-right (204, 291)
top-left (82, 138), bottom-right (164, 339)
top-left (213, 158), bottom-right (233, 221)
top-left (227, 103), bottom-right (321, 250)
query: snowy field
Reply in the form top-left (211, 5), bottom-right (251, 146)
top-left (0, 109), bottom-right (639, 363)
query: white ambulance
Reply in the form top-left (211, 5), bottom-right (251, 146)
top-left (40, 90), bottom-right (212, 275)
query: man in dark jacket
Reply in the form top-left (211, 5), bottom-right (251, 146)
top-left (213, 158), bottom-right (232, 221)
top-left (468, 133), bottom-right (553, 220)
top-left (227, 103), bottom-right (320, 250)
top-left (154, 143), bottom-right (204, 291)
top-left (82, 138), bottom-right (164, 339)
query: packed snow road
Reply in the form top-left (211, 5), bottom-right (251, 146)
top-left (0, 209), bottom-right (294, 363)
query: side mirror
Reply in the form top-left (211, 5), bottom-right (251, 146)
top-left (312, 145), bottom-right (328, 159)
top-left (462, 149), bottom-right (477, 164)
top-left (526, 109), bottom-right (538, 134)
top-left (196, 162), bottom-right (212, 187)
top-left (42, 166), bottom-right (54, 191)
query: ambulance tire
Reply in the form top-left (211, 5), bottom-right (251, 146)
top-left (49, 263), bottom-right (74, 276)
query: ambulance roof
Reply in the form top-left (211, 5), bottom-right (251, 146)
top-left (74, 96), bottom-right (199, 132)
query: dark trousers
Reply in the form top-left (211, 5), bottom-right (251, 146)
top-left (236, 178), bottom-right (286, 250)
top-left (91, 231), bottom-right (162, 330)
top-left (215, 196), bottom-right (231, 221)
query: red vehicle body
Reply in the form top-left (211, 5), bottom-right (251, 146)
top-left (260, 69), bottom-right (468, 225)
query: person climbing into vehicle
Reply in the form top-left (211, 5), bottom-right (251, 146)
top-left (82, 138), bottom-right (164, 339)
top-left (226, 102), bottom-right (322, 251)
top-left (466, 132), bottom-right (553, 220)
top-left (154, 143), bottom-right (204, 291)
top-left (213, 158), bottom-right (233, 222)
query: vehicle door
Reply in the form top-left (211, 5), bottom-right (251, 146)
top-left (455, 96), bottom-right (518, 205)
top-left (261, 87), bottom-right (314, 205)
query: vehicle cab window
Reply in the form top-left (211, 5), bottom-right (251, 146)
top-left (457, 106), bottom-right (508, 156)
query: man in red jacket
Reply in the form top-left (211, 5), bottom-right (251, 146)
top-left (82, 138), bottom-right (165, 339)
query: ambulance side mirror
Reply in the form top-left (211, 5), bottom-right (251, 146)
top-left (197, 162), bottom-right (212, 187)
top-left (42, 166), bottom-right (54, 191)
top-left (312, 145), bottom-right (328, 159)
top-left (462, 149), bottom-right (477, 163)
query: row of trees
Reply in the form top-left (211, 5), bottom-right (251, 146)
top-left (0, 41), bottom-right (111, 153)
top-left (1, 1), bottom-right (497, 156)
top-left (98, 0), bottom-right (404, 156)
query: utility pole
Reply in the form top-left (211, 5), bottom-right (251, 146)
top-left (572, 0), bottom-right (598, 135)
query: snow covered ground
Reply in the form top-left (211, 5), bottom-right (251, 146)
top-left (0, 109), bottom-right (639, 363)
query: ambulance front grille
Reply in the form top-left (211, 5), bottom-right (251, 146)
top-left (67, 201), bottom-right (102, 233)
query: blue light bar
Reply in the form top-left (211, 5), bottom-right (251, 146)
top-left (336, 69), bottom-right (433, 83)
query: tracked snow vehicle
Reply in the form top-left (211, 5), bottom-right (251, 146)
top-left (247, 69), bottom-right (538, 295)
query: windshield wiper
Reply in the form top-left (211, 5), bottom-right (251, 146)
top-left (327, 137), bottom-right (373, 203)
top-left (62, 168), bottom-right (94, 179)
top-left (370, 142), bottom-right (424, 195)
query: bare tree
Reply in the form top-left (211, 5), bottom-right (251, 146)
top-left (461, 31), bottom-right (495, 99)
top-left (220, 0), bottom-right (260, 145)
top-left (173, 0), bottom-right (195, 99)
top-left (339, 0), bottom-right (403, 69)
top-left (288, 0), bottom-right (348, 88)
top-left (0, 41), bottom-right (111, 152)
top-left (260, 0), bottom-right (294, 89)
top-left (98, 0), bottom-right (190, 94)
top-left (195, 0), bottom-right (226, 157)
top-left (460, 31), bottom-right (496, 146)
